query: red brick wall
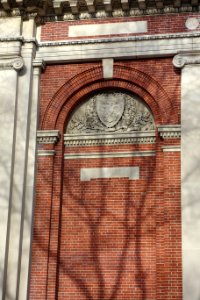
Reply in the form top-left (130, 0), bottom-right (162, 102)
top-left (29, 57), bottom-right (182, 299)
top-left (60, 149), bottom-right (157, 300)
top-left (40, 13), bottom-right (200, 41)
top-left (39, 59), bottom-right (180, 130)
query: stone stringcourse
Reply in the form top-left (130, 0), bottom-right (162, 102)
top-left (161, 145), bottom-right (181, 152)
top-left (39, 32), bottom-right (200, 47)
top-left (64, 132), bottom-right (156, 146)
top-left (37, 130), bottom-right (60, 144)
top-left (64, 150), bottom-right (156, 159)
top-left (158, 125), bottom-right (181, 139)
top-left (37, 149), bottom-right (56, 156)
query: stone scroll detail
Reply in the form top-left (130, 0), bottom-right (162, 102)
top-left (66, 92), bottom-right (155, 134)
top-left (0, 56), bottom-right (24, 71)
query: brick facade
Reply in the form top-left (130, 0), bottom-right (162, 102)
top-left (29, 48), bottom-right (182, 299)
top-left (41, 13), bottom-right (200, 41)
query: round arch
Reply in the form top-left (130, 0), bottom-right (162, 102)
top-left (41, 64), bottom-right (175, 131)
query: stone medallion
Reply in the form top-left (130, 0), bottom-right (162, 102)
top-left (95, 93), bottom-right (125, 128)
top-left (185, 17), bottom-right (199, 30)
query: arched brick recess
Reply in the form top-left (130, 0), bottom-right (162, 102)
top-left (30, 61), bottom-right (181, 300)
top-left (41, 64), bottom-right (175, 131)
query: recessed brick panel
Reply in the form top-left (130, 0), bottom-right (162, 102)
top-left (29, 55), bottom-right (182, 299)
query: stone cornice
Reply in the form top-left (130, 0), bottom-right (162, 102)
top-left (0, 1), bottom-right (199, 20)
top-left (39, 32), bottom-right (200, 48)
top-left (37, 130), bottom-right (60, 144)
top-left (37, 33), bottom-right (200, 64)
top-left (0, 8), bottom-right (21, 18)
top-left (36, 6), bottom-right (198, 22)
top-left (158, 125), bottom-right (181, 139)
top-left (173, 52), bottom-right (200, 68)
top-left (64, 131), bottom-right (156, 146)
top-left (0, 56), bottom-right (24, 71)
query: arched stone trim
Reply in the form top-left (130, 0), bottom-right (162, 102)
top-left (41, 65), bottom-right (174, 131)
top-left (114, 64), bottom-right (174, 123)
top-left (58, 81), bottom-right (160, 133)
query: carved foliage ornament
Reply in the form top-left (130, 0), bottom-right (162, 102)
top-left (66, 92), bottom-right (155, 134)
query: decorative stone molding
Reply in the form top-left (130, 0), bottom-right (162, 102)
top-left (0, 8), bottom-right (21, 18)
top-left (37, 150), bottom-right (56, 156)
top-left (39, 32), bottom-right (200, 48)
top-left (161, 145), bottom-right (181, 152)
top-left (158, 125), bottom-right (181, 139)
top-left (0, 56), bottom-right (24, 71)
top-left (37, 32), bottom-right (200, 64)
top-left (64, 150), bottom-right (156, 159)
top-left (24, 38), bottom-right (39, 46)
top-left (35, 5), bottom-right (198, 22)
top-left (0, 36), bottom-right (24, 42)
top-left (0, 0), bottom-right (199, 20)
top-left (64, 131), bottom-right (156, 146)
top-left (37, 130), bottom-right (60, 144)
top-left (173, 53), bottom-right (200, 68)
top-left (33, 58), bottom-right (46, 70)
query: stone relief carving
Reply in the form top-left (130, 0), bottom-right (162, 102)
top-left (66, 92), bottom-right (155, 134)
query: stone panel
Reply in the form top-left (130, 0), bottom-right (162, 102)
top-left (68, 21), bottom-right (147, 37)
top-left (80, 166), bottom-right (140, 181)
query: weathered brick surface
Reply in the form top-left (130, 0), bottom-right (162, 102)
top-left (29, 53), bottom-right (182, 299)
top-left (41, 13), bottom-right (200, 41)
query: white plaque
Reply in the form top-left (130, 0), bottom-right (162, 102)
top-left (80, 166), bottom-right (139, 181)
top-left (68, 21), bottom-right (147, 37)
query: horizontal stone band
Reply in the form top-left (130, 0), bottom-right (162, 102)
top-left (64, 151), bottom-right (156, 159)
top-left (64, 131), bottom-right (156, 146)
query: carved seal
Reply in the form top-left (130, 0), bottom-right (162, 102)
top-left (96, 93), bottom-right (125, 128)
top-left (66, 91), bottom-right (155, 134)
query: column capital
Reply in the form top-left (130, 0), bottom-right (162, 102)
top-left (33, 58), bottom-right (46, 70)
top-left (173, 52), bottom-right (200, 69)
top-left (0, 56), bottom-right (24, 71)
